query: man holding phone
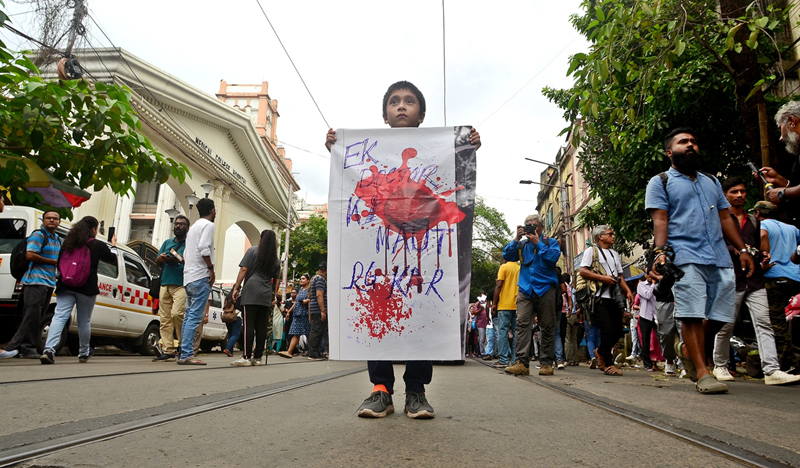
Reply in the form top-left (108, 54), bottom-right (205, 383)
top-left (152, 215), bottom-right (189, 362)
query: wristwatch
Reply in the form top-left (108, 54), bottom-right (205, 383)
top-left (739, 248), bottom-right (749, 256)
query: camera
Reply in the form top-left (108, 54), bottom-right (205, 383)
top-left (523, 224), bottom-right (538, 235)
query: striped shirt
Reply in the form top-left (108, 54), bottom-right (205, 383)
top-left (22, 228), bottom-right (61, 288)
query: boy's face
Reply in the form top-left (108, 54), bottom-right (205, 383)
top-left (384, 88), bottom-right (425, 128)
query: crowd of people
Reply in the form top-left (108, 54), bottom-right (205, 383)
top-left (468, 117), bottom-right (800, 394)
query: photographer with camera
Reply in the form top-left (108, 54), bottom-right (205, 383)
top-left (578, 225), bottom-right (634, 377)
top-left (754, 201), bottom-right (800, 379)
top-left (152, 215), bottom-right (189, 362)
top-left (502, 214), bottom-right (561, 377)
top-left (646, 128), bottom-right (754, 395)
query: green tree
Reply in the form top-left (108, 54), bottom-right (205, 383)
top-left (470, 197), bottom-right (511, 299)
top-left (543, 0), bottom-right (789, 248)
top-left (0, 5), bottom-right (188, 212)
top-left (288, 215), bottom-right (328, 278)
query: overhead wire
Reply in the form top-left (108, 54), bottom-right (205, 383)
top-left (253, 0), bottom-right (329, 129)
top-left (478, 35), bottom-right (581, 128)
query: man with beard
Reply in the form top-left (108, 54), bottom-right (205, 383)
top-left (152, 215), bottom-right (189, 362)
top-left (645, 128), bottom-right (755, 394)
top-left (759, 101), bottom-right (800, 228)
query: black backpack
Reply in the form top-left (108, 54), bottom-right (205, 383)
top-left (10, 229), bottom-right (48, 281)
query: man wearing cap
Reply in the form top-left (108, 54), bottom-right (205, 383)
top-left (756, 200), bottom-right (800, 375)
top-left (645, 128), bottom-right (754, 394)
top-left (307, 262), bottom-right (328, 361)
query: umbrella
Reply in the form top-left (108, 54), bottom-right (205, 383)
top-left (622, 264), bottom-right (644, 282)
top-left (0, 156), bottom-right (91, 208)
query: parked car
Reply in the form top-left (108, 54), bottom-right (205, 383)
top-left (0, 206), bottom-right (161, 355)
top-left (198, 286), bottom-right (228, 352)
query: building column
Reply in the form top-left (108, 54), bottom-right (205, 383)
top-left (213, 184), bottom-right (231, 276)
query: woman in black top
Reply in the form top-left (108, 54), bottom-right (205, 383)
top-left (41, 216), bottom-right (117, 364)
top-left (231, 229), bottom-right (281, 366)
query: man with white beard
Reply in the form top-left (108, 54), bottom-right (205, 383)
top-left (759, 101), bottom-right (800, 228)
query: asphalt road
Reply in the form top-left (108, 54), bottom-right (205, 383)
top-left (0, 351), bottom-right (798, 467)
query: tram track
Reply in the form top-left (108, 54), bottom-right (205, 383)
top-left (474, 358), bottom-right (792, 468)
top-left (0, 365), bottom-right (366, 468)
top-left (0, 356), bottom-right (315, 386)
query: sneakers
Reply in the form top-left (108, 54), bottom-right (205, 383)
top-left (40, 349), bottom-right (55, 365)
top-left (539, 364), bottom-right (554, 376)
top-left (277, 351), bottom-right (292, 359)
top-left (152, 353), bottom-right (176, 362)
top-left (492, 361), bottom-right (508, 368)
top-left (357, 391), bottom-right (394, 418)
top-left (404, 392), bottom-right (435, 419)
top-left (250, 357), bottom-right (264, 366)
top-left (556, 362), bottom-right (565, 370)
top-left (504, 361), bottom-right (530, 376)
top-left (230, 357), bottom-right (252, 367)
top-left (223, 349), bottom-right (233, 357)
top-left (0, 349), bottom-right (19, 359)
top-left (307, 356), bottom-right (325, 361)
top-left (626, 354), bottom-right (639, 361)
top-left (78, 349), bottom-right (94, 363)
top-left (664, 362), bottom-right (677, 376)
top-left (712, 366), bottom-right (735, 382)
top-left (765, 370), bottom-right (800, 386)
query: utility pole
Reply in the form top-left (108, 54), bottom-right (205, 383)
top-left (65, 0), bottom-right (88, 57)
top-left (280, 173), bottom-right (298, 303)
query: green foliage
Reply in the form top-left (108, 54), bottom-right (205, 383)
top-left (470, 197), bottom-right (511, 299)
top-left (543, 0), bottom-right (788, 248)
top-left (288, 215), bottom-right (328, 278)
top-left (0, 5), bottom-right (189, 213)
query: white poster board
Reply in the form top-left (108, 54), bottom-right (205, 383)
top-left (328, 126), bottom-right (477, 361)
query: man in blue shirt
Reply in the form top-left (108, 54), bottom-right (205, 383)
top-left (152, 215), bottom-right (189, 362)
top-left (755, 201), bottom-right (800, 374)
top-left (645, 128), bottom-right (754, 394)
top-left (501, 214), bottom-right (561, 376)
top-left (0, 210), bottom-right (62, 359)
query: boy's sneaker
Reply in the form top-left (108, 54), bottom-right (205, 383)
top-left (504, 361), bottom-right (530, 375)
top-left (712, 366), bottom-right (734, 382)
top-left (556, 362), bottom-right (565, 370)
top-left (40, 349), bottom-right (55, 365)
top-left (250, 357), bottom-right (264, 366)
top-left (78, 349), bottom-right (94, 363)
top-left (765, 370), bottom-right (800, 386)
top-left (404, 392), bottom-right (435, 419)
top-left (357, 391), bottom-right (394, 418)
top-left (153, 353), bottom-right (175, 362)
top-left (230, 357), bottom-right (252, 367)
top-left (664, 363), bottom-right (677, 376)
top-left (0, 349), bottom-right (19, 359)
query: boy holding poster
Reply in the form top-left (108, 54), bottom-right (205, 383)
top-left (325, 81), bottom-right (481, 419)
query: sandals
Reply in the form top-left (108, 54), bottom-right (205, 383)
top-left (277, 351), bottom-right (293, 359)
top-left (674, 341), bottom-right (697, 382)
top-left (594, 348), bottom-right (606, 371)
top-left (177, 357), bottom-right (207, 365)
top-left (604, 365), bottom-right (623, 376)
top-left (695, 374), bottom-right (728, 394)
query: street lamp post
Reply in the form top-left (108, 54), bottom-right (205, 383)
top-left (523, 157), bottom-right (572, 275)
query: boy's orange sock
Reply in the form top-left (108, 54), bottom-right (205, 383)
top-left (372, 384), bottom-right (389, 394)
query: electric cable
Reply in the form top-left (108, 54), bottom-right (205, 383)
top-left (478, 35), bottom-right (581, 128)
top-left (276, 140), bottom-right (329, 159)
top-left (254, 0), bottom-right (329, 129)
top-left (442, 0), bottom-right (447, 126)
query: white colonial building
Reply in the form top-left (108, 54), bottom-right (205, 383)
top-left (52, 48), bottom-right (299, 282)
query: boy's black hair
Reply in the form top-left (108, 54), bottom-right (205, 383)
top-left (664, 127), bottom-right (698, 150)
top-left (196, 198), bottom-right (215, 217)
top-left (721, 176), bottom-right (747, 193)
top-left (382, 81), bottom-right (426, 120)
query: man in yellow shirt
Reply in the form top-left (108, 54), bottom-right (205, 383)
top-left (492, 259), bottom-right (521, 368)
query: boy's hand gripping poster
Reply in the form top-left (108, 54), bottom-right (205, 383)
top-left (328, 126), bottom-right (477, 361)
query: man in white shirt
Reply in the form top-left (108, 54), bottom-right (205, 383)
top-left (177, 198), bottom-right (216, 365)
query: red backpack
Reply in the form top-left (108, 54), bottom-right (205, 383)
top-left (59, 238), bottom-right (93, 287)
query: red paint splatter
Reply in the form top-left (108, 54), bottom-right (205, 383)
top-left (351, 277), bottom-right (412, 340)
top-left (361, 210), bottom-right (370, 217)
top-left (351, 214), bottom-right (361, 222)
top-left (354, 147), bottom-right (464, 290)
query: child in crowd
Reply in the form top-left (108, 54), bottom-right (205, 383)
top-left (325, 81), bottom-right (481, 419)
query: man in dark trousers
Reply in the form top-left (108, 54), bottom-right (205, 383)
top-left (307, 261), bottom-right (328, 361)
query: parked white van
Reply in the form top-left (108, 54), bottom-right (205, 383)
top-left (0, 206), bottom-right (161, 355)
